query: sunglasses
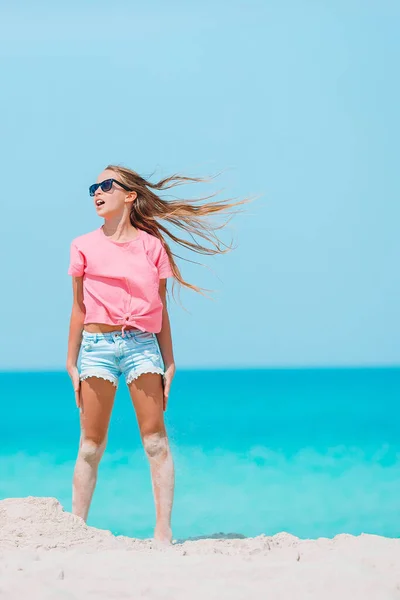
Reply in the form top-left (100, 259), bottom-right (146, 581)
top-left (89, 178), bottom-right (132, 197)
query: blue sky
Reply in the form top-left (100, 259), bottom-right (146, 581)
top-left (0, 0), bottom-right (398, 369)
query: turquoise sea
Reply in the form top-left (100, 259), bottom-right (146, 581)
top-left (1, 368), bottom-right (399, 541)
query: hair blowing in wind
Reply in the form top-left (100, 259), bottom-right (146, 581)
top-left (106, 164), bottom-right (253, 296)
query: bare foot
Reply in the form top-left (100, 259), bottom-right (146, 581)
top-left (154, 524), bottom-right (173, 546)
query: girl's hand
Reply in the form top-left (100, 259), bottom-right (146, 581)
top-left (162, 363), bottom-right (175, 411)
top-left (67, 364), bottom-right (81, 409)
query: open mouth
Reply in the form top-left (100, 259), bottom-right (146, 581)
top-left (96, 199), bottom-right (105, 207)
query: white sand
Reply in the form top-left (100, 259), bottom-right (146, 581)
top-left (0, 497), bottom-right (399, 599)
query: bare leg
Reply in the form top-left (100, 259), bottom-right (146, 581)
top-left (72, 377), bottom-right (116, 521)
top-left (128, 373), bottom-right (175, 544)
top-left (143, 431), bottom-right (175, 543)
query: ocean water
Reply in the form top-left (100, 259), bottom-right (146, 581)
top-left (1, 368), bottom-right (399, 541)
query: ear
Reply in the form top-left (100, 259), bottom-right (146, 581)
top-left (125, 191), bottom-right (137, 203)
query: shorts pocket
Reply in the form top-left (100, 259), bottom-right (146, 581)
top-left (81, 341), bottom-right (94, 352)
top-left (81, 336), bottom-right (102, 353)
top-left (132, 330), bottom-right (155, 345)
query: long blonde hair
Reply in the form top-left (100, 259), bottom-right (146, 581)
top-left (106, 164), bottom-right (253, 296)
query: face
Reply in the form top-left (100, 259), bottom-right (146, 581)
top-left (92, 170), bottom-right (136, 219)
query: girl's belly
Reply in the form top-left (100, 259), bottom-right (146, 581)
top-left (84, 323), bottom-right (141, 333)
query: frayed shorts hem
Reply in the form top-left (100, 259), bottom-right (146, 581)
top-left (80, 367), bottom-right (165, 388)
top-left (80, 371), bottom-right (119, 387)
top-left (126, 366), bottom-right (164, 386)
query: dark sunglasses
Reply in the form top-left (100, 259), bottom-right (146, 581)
top-left (89, 178), bottom-right (132, 197)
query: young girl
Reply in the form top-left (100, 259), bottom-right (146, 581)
top-left (66, 164), bottom-right (248, 544)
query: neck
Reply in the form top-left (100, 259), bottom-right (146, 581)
top-left (102, 213), bottom-right (138, 241)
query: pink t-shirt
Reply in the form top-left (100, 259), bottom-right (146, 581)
top-left (68, 227), bottom-right (173, 334)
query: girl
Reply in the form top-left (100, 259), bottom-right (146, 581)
top-left (66, 164), bottom-right (249, 544)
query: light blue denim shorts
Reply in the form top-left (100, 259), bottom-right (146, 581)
top-left (79, 329), bottom-right (165, 388)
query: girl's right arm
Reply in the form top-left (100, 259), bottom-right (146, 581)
top-left (66, 276), bottom-right (85, 407)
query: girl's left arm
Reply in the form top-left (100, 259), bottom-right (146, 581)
top-left (156, 279), bottom-right (175, 409)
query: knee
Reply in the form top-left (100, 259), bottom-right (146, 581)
top-left (142, 431), bottom-right (168, 458)
top-left (79, 438), bottom-right (106, 464)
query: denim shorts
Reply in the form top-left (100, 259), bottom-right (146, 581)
top-left (79, 329), bottom-right (165, 388)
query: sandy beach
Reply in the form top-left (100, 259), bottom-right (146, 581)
top-left (0, 497), bottom-right (399, 599)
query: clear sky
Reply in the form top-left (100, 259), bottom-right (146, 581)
top-left (0, 1), bottom-right (398, 370)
